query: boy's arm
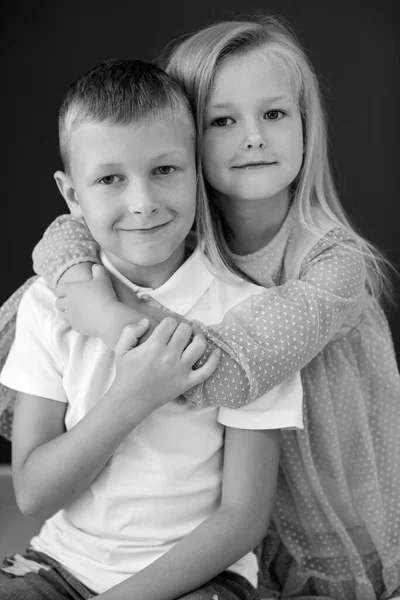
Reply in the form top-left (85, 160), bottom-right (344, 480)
top-left (12, 386), bottom-right (145, 521)
top-left (98, 426), bottom-right (280, 600)
top-left (56, 231), bottom-right (366, 408)
top-left (12, 319), bottom-right (219, 521)
top-left (34, 218), bottom-right (364, 410)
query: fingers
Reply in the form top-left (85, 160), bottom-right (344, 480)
top-left (54, 284), bottom-right (67, 298)
top-left (55, 297), bottom-right (69, 323)
top-left (187, 348), bottom-right (221, 388)
top-left (141, 294), bottom-right (170, 313)
top-left (115, 320), bottom-right (150, 358)
top-left (150, 317), bottom-right (180, 345)
top-left (55, 298), bottom-right (65, 312)
top-left (168, 323), bottom-right (193, 353)
top-left (92, 264), bottom-right (110, 280)
top-left (181, 332), bottom-right (207, 366)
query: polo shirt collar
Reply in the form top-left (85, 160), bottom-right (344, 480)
top-left (100, 245), bottom-right (215, 316)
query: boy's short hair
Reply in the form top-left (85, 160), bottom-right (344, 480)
top-left (59, 59), bottom-right (194, 172)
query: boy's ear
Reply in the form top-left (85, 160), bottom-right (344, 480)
top-left (54, 171), bottom-right (83, 219)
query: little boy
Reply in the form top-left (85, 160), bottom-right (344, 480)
top-left (0, 59), bottom-right (302, 600)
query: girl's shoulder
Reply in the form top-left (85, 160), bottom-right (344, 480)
top-left (287, 205), bottom-right (340, 248)
top-left (284, 208), bottom-right (359, 279)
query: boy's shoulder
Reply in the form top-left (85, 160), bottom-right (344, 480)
top-left (23, 275), bottom-right (55, 303)
top-left (18, 276), bottom-right (60, 327)
top-left (199, 250), bottom-right (264, 315)
top-left (198, 247), bottom-right (262, 290)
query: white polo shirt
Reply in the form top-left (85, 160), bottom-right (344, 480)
top-left (1, 246), bottom-right (303, 593)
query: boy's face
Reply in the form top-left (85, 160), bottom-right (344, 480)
top-left (59, 116), bottom-right (196, 288)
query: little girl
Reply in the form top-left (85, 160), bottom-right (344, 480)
top-left (1, 15), bottom-right (399, 600)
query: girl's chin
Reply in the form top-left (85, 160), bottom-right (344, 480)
top-left (229, 190), bottom-right (289, 204)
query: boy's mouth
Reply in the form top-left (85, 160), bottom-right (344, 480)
top-left (120, 221), bottom-right (172, 234)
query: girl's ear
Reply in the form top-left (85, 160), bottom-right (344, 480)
top-left (53, 171), bottom-right (83, 219)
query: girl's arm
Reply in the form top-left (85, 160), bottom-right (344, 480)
top-left (32, 215), bottom-right (101, 287)
top-left (12, 319), bottom-right (218, 521)
top-left (32, 216), bottom-right (156, 346)
top-left (55, 265), bottom-right (163, 348)
top-left (98, 426), bottom-right (281, 600)
top-left (33, 217), bottom-right (366, 407)
top-left (189, 229), bottom-right (367, 407)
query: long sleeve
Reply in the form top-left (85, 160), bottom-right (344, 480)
top-left (32, 217), bottom-right (367, 409)
top-left (186, 229), bottom-right (367, 407)
top-left (32, 215), bottom-right (101, 287)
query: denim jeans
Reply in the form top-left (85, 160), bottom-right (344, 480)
top-left (0, 549), bottom-right (95, 599)
top-left (1, 549), bottom-right (261, 600)
top-left (177, 570), bottom-right (261, 599)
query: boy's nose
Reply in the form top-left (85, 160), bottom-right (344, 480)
top-left (126, 185), bottom-right (159, 216)
top-left (128, 204), bottom-right (159, 216)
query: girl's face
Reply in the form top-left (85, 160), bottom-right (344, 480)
top-left (202, 50), bottom-right (303, 210)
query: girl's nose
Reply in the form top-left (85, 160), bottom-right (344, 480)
top-left (243, 123), bottom-right (267, 150)
top-left (244, 134), bottom-right (266, 150)
top-left (246, 139), bottom-right (265, 149)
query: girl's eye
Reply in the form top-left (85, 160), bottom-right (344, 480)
top-left (265, 110), bottom-right (285, 120)
top-left (99, 175), bottom-right (123, 185)
top-left (154, 166), bottom-right (176, 176)
top-left (210, 117), bottom-right (234, 128)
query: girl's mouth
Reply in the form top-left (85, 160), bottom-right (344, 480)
top-left (232, 161), bottom-right (277, 169)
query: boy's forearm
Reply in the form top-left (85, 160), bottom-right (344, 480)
top-left (16, 387), bottom-right (152, 521)
top-left (99, 504), bottom-right (269, 600)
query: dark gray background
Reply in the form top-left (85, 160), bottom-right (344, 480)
top-left (0, 0), bottom-right (398, 461)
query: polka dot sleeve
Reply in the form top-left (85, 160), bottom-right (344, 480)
top-left (32, 218), bottom-right (366, 410)
top-left (186, 230), bottom-right (367, 407)
top-left (32, 215), bottom-right (101, 287)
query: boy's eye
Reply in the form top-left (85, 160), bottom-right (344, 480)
top-left (210, 117), bottom-right (234, 128)
top-left (154, 166), bottom-right (176, 176)
top-left (264, 110), bottom-right (285, 120)
top-left (99, 175), bottom-right (123, 185)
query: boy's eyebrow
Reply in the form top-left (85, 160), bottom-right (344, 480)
top-left (92, 163), bottom-right (121, 170)
top-left (94, 151), bottom-right (188, 168)
top-left (89, 151), bottom-right (189, 175)
top-left (88, 163), bottom-right (123, 177)
top-left (156, 150), bottom-right (189, 159)
top-left (208, 95), bottom-right (291, 110)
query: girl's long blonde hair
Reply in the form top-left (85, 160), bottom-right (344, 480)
top-left (161, 15), bottom-right (393, 304)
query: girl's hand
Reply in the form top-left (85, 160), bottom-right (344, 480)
top-left (112, 318), bottom-right (221, 414)
top-left (55, 265), bottom-right (145, 338)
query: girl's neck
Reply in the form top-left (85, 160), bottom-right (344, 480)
top-left (219, 190), bottom-right (291, 256)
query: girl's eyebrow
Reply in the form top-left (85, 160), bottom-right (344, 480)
top-left (208, 95), bottom-right (291, 110)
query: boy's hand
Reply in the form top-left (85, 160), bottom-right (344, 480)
top-left (55, 265), bottom-right (145, 338)
top-left (112, 318), bottom-right (221, 415)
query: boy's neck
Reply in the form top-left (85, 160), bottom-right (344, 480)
top-left (102, 243), bottom-right (191, 291)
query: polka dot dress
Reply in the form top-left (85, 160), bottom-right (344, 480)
top-left (1, 207), bottom-right (399, 599)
